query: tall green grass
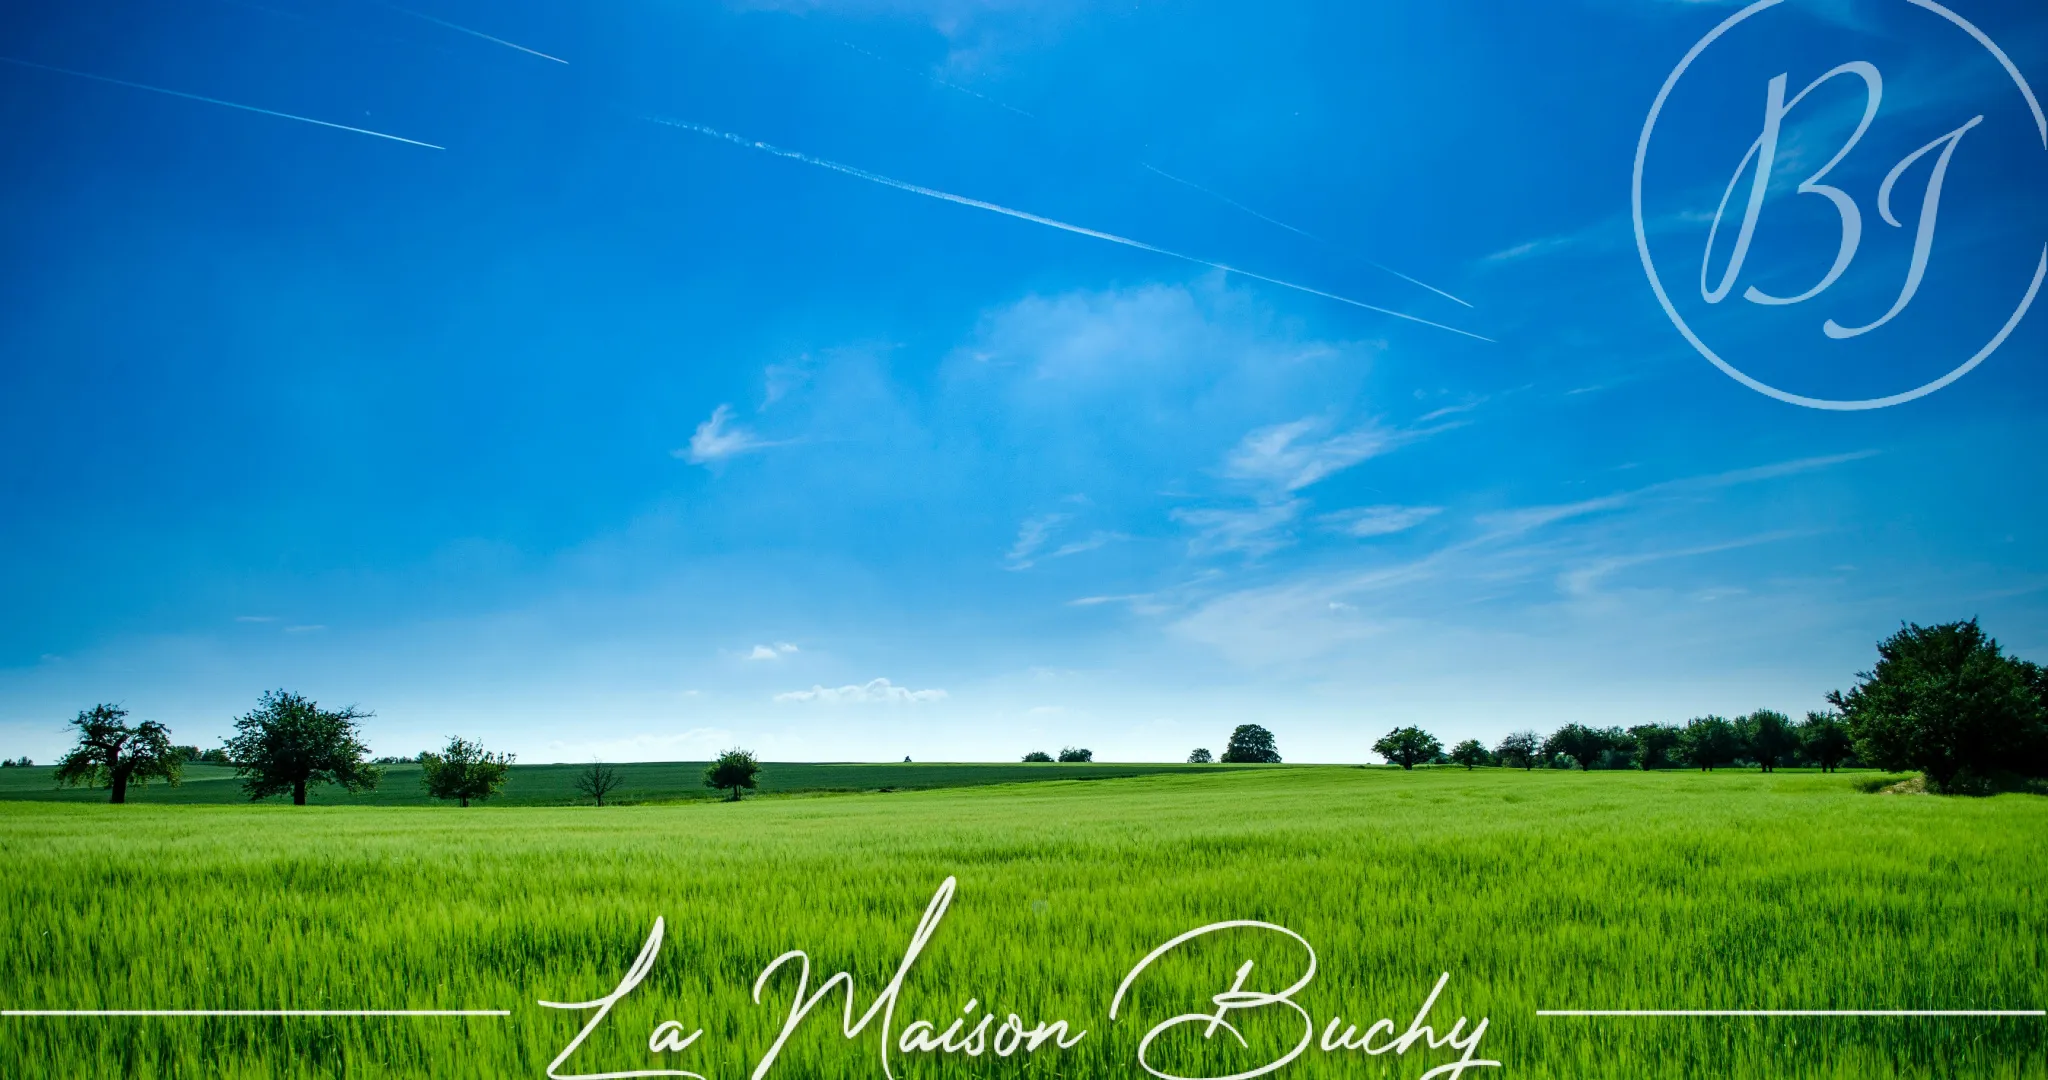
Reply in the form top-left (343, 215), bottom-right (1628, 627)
top-left (1, 768), bottom-right (2042, 1078)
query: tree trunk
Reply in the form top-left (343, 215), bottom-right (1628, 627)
top-left (110, 772), bottom-right (128, 804)
top-left (460, 796), bottom-right (469, 808)
top-left (293, 779), bottom-right (307, 806)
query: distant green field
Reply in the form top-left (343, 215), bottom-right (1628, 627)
top-left (2, 768), bottom-right (2044, 1079)
top-left (0, 759), bottom-right (1231, 805)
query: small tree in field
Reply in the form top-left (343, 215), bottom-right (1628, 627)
top-left (1680, 715), bottom-right (1741, 771)
top-left (1057, 747), bottom-right (1093, 762)
top-left (1799, 711), bottom-right (1853, 773)
top-left (1022, 751), bottom-right (1054, 763)
top-left (575, 760), bottom-right (622, 806)
top-left (1187, 748), bottom-right (1213, 764)
top-left (1627, 723), bottom-right (1682, 770)
top-left (223, 690), bottom-right (380, 805)
top-left (53, 705), bottom-right (181, 804)
top-left (1373, 727), bottom-right (1441, 770)
top-left (1221, 724), bottom-right (1281, 764)
top-left (1448, 739), bottom-right (1491, 769)
top-left (1738, 709), bottom-right (1797, 772)
top-left (704, 748), bottom-right (760, 801)
top-left (418, 737), bottom-right (514, 807)
top-left (1543, 724), bottom-right (1610, 771)
top-left (1495, 730), bottom-right (1542, 770)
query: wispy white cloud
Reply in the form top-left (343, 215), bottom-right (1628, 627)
top-left (1005, 513), bottom-right (1069, 570)
top-left (745, 642), bottom-right (800, 660)
top-left (1223, 417), bottom-right (1404, 491)
top-left (1320, 504), bottom-right (1443, 538)
top-left (675, 404), bottom-right (774, 465)
top-left (234, 615), bottom-right (276, 623)
top-left (1171, 500), bottom-right (1303, 558)
top-left (774, 678), bottom-right (948, 704)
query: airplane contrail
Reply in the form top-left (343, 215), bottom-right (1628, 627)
top-left (372, 2), bottom-right (566, 64)
top-left (1142, 163), bottom-right (1473, 309)
top-left (837, 42), bottom-right (1036, 120)
top-left (644, 115), bottom-right (1491, 342)
top-left (0, 56), bottom-right (443, 148)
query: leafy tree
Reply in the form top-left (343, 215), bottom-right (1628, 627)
top-left (53, 705), bottom-right (181, 804)
top-left (194, 747), bottom-right (232, 765)
top-left (3, 756), bottom-right (35, 768)
top-left (1221, 724), bottom-right (1281, 764)
top-left (1738, 709), bottom-right (1797, 772)
top-left (1679, 715), bottom-right (1741, 771)
top-left (223, 690), bottom-right (380, 805)
top-left (1627, 723), bottom-right (1682, 770)
top-left (1798, 711), bottom-right (1854, 773)
top-left (1186, 748), bottom-right (1213, 764)
top-left (576, 760), bottom-right (623, 806)
top-left (704, 748), bottom-right (761, 801)
top-left (1495, 730), bottom-right (1542, 770)
top-left (1057, 747), bottom-right (1093, 763)
top-left (418, 737), bottom-right (514, 807)
top-left (1448, 739), bottom-right (1491, 769)
top-left (1373, 726), bottom-right (1441, 770)
top-left (1021, 750), bottom-right (1054, 762)
top-left (1828, 619), bottom-right (2048, 789)
top-left (1543, 724), bottom-right (1611, 771)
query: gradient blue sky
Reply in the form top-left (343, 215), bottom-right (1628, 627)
top-left (2, 0), bottom-right (2043, 764)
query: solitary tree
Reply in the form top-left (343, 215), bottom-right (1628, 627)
top-left (1738, 709), bottom-right (1797, 772)
top-left (1022, 751), bottom-right (1054, 763)
top-left (1186, 747), bottom-right (1213, 764)
top-left (1626, 723), bottom-right (1683, 770)
top-left (575, 760), bottom-right (623, 806)
top-left (1057, 747), bottom-right (1093, 763)
top-left (1828, 619), bottom-right (2047, 789)
top-left (1448, 739), bottom-right (1491, 770)
top-left (1543, 724), bottom-right (1611, 771)
top-left (1799, 711), bottom-right (1854, 773)
top-left (1495, 730), bottom-right (1542, 770)
top-left (704, 748), bottom-right (761, 801)
top-left (1679, 715), bottom-right (1741, 771)
top-left (418, 737), bottom-right (514, 807)
top-left (1373, 726), bottom-right (1441, 770)
top-left (53, 705), bottom-right (182, 804)
top-left (223, 690), bottom-right (380, 805)
top-left (1221, 724), bottom-right (1282, 764)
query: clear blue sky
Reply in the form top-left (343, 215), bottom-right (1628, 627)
top-left (2, 0), bottom-right (2043, 763)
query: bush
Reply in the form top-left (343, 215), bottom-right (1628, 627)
top-left (1056, 747), bottom-right (1093, 763)
top-left (1022, 751), bottom-right (1054, 763)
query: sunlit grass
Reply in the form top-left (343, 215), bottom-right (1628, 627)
top-left (2, 768), bottom-right (2043, 1078)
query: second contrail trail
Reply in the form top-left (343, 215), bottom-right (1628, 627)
top-left (644, 116), bottom-right (1491, 343)
top-left (0, 57), bottom-right (443, 149)
top-left (1142, 163), bottom-right (1474, 310)
top-left (373, 2), bottom-right (567, 64)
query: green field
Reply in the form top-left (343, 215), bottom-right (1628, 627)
top-left (2, 767), bottom-right (2044, 1079)
top-left (0, 759), bottom-right (1227, 805)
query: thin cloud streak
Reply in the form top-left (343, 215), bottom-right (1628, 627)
top-left (1141, 163), bottom-right (1473, 309)
top-left (372, 2), bottom-right (567, 63)
top-left (0, 57), bottom-right (443, 149)
top-left (644, 115), bottom-right (1493, 343)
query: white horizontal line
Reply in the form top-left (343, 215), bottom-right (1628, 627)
top-left (3, 1010), bottom-right (509, 1017)
top-left (1539, 1010), bottom-right (2044, 1017)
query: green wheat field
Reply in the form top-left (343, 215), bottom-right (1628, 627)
top-left (2, 766), bottom-right (2044, 1079)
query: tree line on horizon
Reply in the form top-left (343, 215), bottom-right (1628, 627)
top-left (17, 619), bottom-right (2048, 803)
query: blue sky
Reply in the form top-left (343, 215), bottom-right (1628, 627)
top-left (2, 0), bottom-right (2044, 764)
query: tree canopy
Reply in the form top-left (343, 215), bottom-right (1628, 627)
top-left (1799, 711), bottom-right (1854, 773)
top-left (1828, 620), bottom-right (2047, 789)
top-left (1021, 751), bottom-right (1054, 763)
top-left (1543, 724), bottom-right (1612, 770)
top-left (1494, 730), bottom-right (1542, 770)
top-left (1448, 739), bottom-right (1491, 769)
top-left (1626, 723), bottom-right (1682, 770)
top-left (704, 748), bottom-right (761, 801)
top-left (1738, 709), bottom-right (1797, 773)
top-left (1679, 715), bottom-right (1741, 771)
top-left (53, 704), bottom-right (182, 804)
top-left (1186, 747), bottom-right (1213, 764)
top-left (1373, 726), bottom-right (1441, 770)
top-left (1057, 747), bottom-right (1093, 762)
top-left (1221, 724), bottom-right (1281, 764)
top-left (222, 690), bottom-right (380, 805)
top-left (418, 737), bottom-right (514, 807)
